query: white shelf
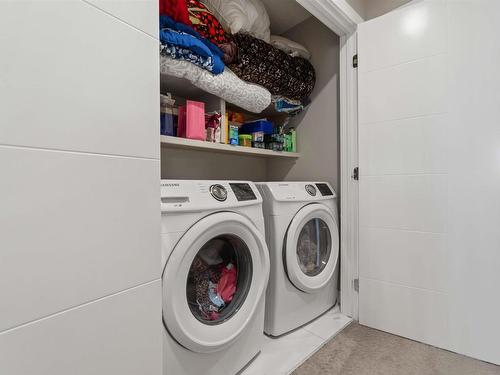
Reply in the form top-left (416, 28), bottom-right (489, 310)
top-left (160, 136), bottom-right (300, 159)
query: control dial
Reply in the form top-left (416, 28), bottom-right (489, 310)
top-left (210, 184), bottom-right (228, 201)
top-left (305, 184), bottom-right (317, 196)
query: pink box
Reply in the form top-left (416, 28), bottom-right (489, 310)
top-left (177, 100), bottom-right (205, 141)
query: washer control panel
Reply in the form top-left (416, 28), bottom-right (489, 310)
top-left (161, 180), bottom-right (262, 212)
top-left (209, 184), bottom-right (228, 201)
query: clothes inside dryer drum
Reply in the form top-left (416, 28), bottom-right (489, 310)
top-left (296, 219), bottom-right (331, 277)
top-left (186, 235), bottom-right (252, 324)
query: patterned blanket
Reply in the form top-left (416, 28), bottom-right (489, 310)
top-left (229, 33), bottom-right (315, 101)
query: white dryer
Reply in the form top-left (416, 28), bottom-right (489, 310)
top-left (256, 182), bottom-right (339, 337)
top-left (161, 180), bottom-right (270, 375)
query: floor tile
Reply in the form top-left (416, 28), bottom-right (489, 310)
top-left (243, 308), bottom-right (352, 375)
top-left (243, 329), bottom-right (323, 375)
top-left (302, 307), bottom-right (353, 341)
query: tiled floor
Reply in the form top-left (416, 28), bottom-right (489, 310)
top-left (242, 306), bottom-right (352, 375)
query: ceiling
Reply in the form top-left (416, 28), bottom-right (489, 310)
top-left (345, 0), bottom-right (412, 20)
top-left (261, 0), bottom-right (311, 35)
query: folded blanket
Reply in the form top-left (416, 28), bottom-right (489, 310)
top-left (187, 0), bottom-right (231, 46)
top-left (229, 33), bottom-right (315, 101)
top-left (160, 31), bottom-right (224, 74)
top-left (160, 15), bottom-right (223, 58)
top-left (161, 44), bottom-right (219, 73)
top-left (160, 55), bottom-right (271, 113)
top-left (159, 0), bottom-right (190, 25)
top-left (160, 15), bottom-right (226, 73)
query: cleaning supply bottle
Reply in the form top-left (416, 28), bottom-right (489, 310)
top-left (290, 127), bottom-right (297, 152)
top-left (223, 112), bottom-right (229, 144)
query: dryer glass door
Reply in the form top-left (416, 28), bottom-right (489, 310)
top-left (284, 204), bottom-right (339, 293)
top-left (162, 212), bottom-right (270, 354)
top-left (296, 218), bottom-right (332, 277)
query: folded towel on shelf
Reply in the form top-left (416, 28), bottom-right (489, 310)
top-left (160, 55), bottom-right (271, 113)
top-left (274, 99), bottom-right (304, 116)
top-left (273, 96), bottom-right (311, 117)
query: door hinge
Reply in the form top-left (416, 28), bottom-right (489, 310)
top-left (352, 167), bottom-right (359, 181)
top-left (353, 278), bottom-right (359, 292)
top-left (353, 54), bottom-right (358, 68)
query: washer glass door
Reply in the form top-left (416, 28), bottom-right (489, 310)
top-left (163, 212), bottom-right (269, 354)
top-left (284, 204), bottom-right (339, 293)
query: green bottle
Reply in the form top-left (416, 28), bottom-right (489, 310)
top-left (289, 127), bottom-right (297, 152)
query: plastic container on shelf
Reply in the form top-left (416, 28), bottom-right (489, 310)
top-left (160, 94), bottom-right (177, 136)
top-left (251, 131), bottom-right (265, 142)
top-left (240, 120), bottom-right (274, 135)
top-left (229, 122), bottom-right (239, 145)
top-left (264, 133), bottom-right (284, 152)
top-left (265, 142), bottom-right (283, 152)
top-left (177, 100), bottom-right (206, 141)
top-left (238, 134), bottom-right (252, 147)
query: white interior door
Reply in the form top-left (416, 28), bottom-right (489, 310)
top-left (358, 0), bottom-right (500, 365)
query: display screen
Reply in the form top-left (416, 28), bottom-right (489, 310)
top-left (316, 183), bottom-right (333, 196)
top-left (229, 183), bottom-right (257, 201)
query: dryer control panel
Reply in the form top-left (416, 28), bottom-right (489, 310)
top-left (257, 181), bottom-right (336, 202)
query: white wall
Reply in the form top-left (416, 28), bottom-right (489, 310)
top-left (161, 148), bottom-right (268, 181)
top-left (0, 1), bottom-right (161, 373)
top-left (268, 17), bottom-right (340, 192)
top-left (358, 0), bottom-right (500, 365)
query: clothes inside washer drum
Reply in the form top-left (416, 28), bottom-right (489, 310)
top-left (187, 254), bottom-right (238, 322)
top-left (229, 33), bottom-right (316, 101)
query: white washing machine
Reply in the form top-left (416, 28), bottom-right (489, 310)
top-left (256, 182), bottom-right (340, 337)
top-left (161, 180), bottom-right (270, 375)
